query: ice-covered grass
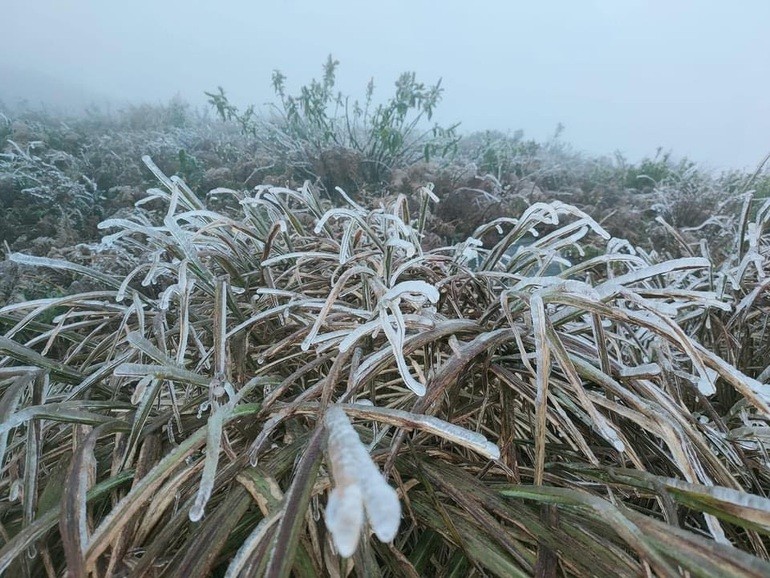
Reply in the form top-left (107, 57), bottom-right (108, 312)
top-left (0, 152), bottom-right (770, 577)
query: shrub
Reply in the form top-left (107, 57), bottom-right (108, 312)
top-left (207, 56), bottom-right (460, 187)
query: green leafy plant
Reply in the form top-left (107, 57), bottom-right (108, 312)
top-left (207, 56), bottom-right (460, 185)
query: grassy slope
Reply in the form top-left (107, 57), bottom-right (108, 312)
top-left (0, 105), bottom-right (769, 577)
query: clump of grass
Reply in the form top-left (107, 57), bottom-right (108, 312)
top-left (0, 102), bottom-right (269, 260)
top-left (0, 139), bottom-right (101, 247)
top-left (1, 154), bottom-right (770, 577)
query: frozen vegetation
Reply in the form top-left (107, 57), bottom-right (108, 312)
top-left (1, 60), bottom-right (770, 576)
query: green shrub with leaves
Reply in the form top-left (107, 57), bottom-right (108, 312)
top-left (207, 56), bottom-right (460, 186)
top-left (466, 129), bottom-right (541, 182)
top-left (623, 149), bottom-right (672, 191)
top-left (2, 154), bottom-right (770, 576)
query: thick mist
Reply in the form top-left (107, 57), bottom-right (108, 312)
top-left (2, 0), bottom-right (769, 169)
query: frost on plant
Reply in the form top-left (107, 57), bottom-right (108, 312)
top-left (376, 280), bottom-right (440, 396)
top-left (324, 405), bottom-right (401, 557)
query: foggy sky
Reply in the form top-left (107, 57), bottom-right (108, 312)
top-left (2, 1), bottom-right (769, 170)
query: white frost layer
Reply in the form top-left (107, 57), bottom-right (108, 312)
top-left (324, 406), bottom-right (402, 557)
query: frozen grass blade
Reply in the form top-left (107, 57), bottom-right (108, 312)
top-left (188, 405), bottom-right (226, 522)
top-left (342, 404), bottom-right (500, 460)
top-left (530, 293), bottom-right (550, 486)
top-left (0, 335), bottom-right (84, 383)
top-left (9, 252), bottom-right (123, 290)
top-left (60, 422), bottom-right (122, 576)
top-left (324, 405), bottom-right (402, 556)
top-left (264, 426), bottom-right (324, 578)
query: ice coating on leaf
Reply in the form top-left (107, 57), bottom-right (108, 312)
top-left (623, 295), bottom-right (721, 405)
top-left (325, 485), bottom-right (364, 557)
top-left (381, 211), bottom-right (416, 239)
top-left (9, 479), bottom-right (21, 502)
top-left (189, 406), bottom-right (226, 522)
top-left (419, 183), bottom-right (439, 202)
top-left (130, 375), bottom-right (153, 405)
top-left (348, 405), bottom-right (501, 461)
top-left (597, 257), bottom-right (710, 294)
top-left (9, 252), bottom-right (120, 289)
top-left (379, 308), bottom-right (426, 396)
top-left (335, 185), bottom-right (367, 213)
top-left (338, 319), bottom-right (380, 353)
top-left (159, 283), bottom-right (180, 311)
top-left (619, 363), bottom-right (662, 378)
top-left (360, 459), bottom-right (401, 542)
top-left (607, 237), bottom-right (637, 255)
top-left (340, 219), bottom-right (356, 264)
top-left (643, 300), bottom-right (678, 317)
top-left (381, 280), bottom-right (440, 306)
top-left (520, 202), bottom-right (560, 227)
top-left (324, 406), bottom-right (368, 556)
top-left (325, 406), bottom-right (366, 477)
top-left (560, 280), bottom-right (601, 300)
top-left (386, 237), bottom-right (417, 258)
top-left (112, 363), bottom-right (208, 387)
top-left (735, 278), bottom-right (770, 317)
top-left (422, 415), bottom-right (501, 460)
top-left (669, 290), bottom-right (731, 312)
top-left (116, 265), bottom-right (145, 302)
top-left (697, 367), bottom-right (718, 396)
top-left (141, 252), bottom-right (163, 287)
top-left (419, 415), bottom-right (500, 459)
top-left (594, 421), bottom-right (626, 453)
top-left (512, 276), bottom-right (565, 292)
top-left (518, 278), bottom-right (602, 301)
top-left (370, 281), bottom-right (439, 396)
top-left (314, 207), bottom-right (364, 234)
top-left (459, 237), bottom-right (484, 265)
top-left (324, 405), bottom-right (403, 556)
top-left (163, 216), bottom-right (204, 275)
top-left (260, 251), bottom-right (340, 267)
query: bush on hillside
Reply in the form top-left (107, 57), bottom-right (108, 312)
top-left (207, 56), bottom-right (460, 191)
